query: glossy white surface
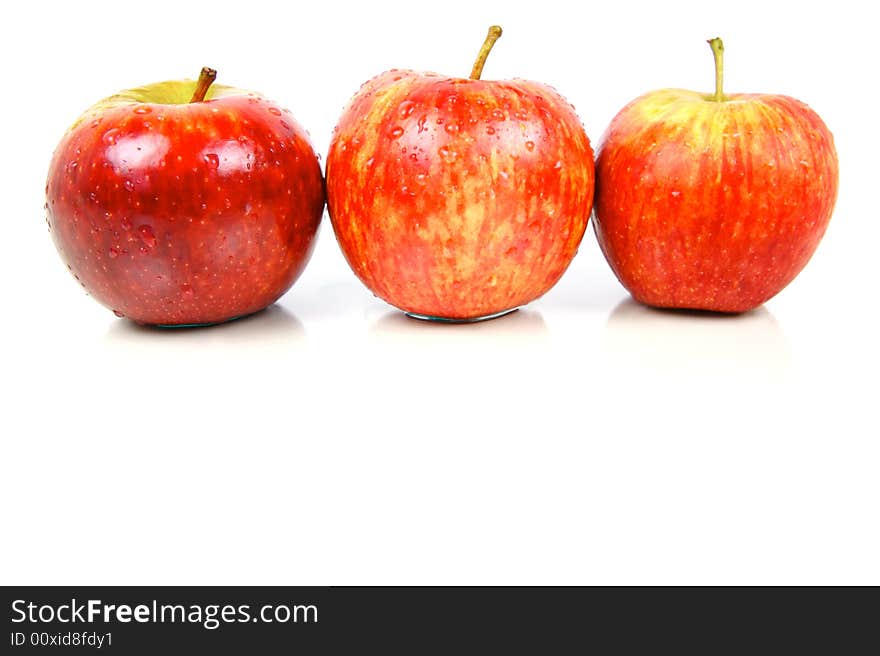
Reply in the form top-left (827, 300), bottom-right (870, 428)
top-left (1, 0), bottom-right (876, 584)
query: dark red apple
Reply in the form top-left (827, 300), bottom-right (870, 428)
top-left (593, 38), bottom-right (838, 313)
top-left (46, 67), bottom-right (324, 326)
top-left (326, 26), bottom-right (595, 321)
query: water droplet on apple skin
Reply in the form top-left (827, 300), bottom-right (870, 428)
top-left (267, 107), bottom-right (282, 116)
top-left (138, 225), bottom-right (156, 249)
top-left (204, 153), bottom-right (220, 169)
top-left (525, 141), bottom-right (535, 151)
top-left (438, 146), bottom-right (458, 163)
top-left (123, 179), bottom-right (135, 192)
top-left (398, 100), bottom-right (416, 119)
top-left (389, 126), bottom-right (405, 140)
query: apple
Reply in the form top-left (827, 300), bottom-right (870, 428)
top-left (46, 67), bottom-right (324, 326)
top-left (326, 26), bottom-right (595, 321)
top-left (593, 38), bottom-right (838, 313)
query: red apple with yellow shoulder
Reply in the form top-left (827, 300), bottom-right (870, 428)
top-left (594, 38), bottom-right (838, 313)
top-left (326, 26), bottom-right (595, 321)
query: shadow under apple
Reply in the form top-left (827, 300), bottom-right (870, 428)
top-left (369, 307), bottom-right (548, 343)
top-left (602, 298), bottom-right (794, 381)
top-left (105, 303), bottom-right (306, 349)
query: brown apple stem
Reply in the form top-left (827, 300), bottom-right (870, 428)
top-left (190, 67), bottom-right (217, 103)
top-left (470, 25), bottom-right (503, 80)
top-left (707, 37), bottom-right (725, 102)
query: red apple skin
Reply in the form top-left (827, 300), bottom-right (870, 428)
top-left (46, 88), bottom-right (324, 325)
top-left (326, 70), bottom-right (594, 320)
top-left (594, 89), bottom-right (838, 313)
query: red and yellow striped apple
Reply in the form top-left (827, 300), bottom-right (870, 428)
top-left (326, 26), bottom-right (595, 321)
top-left (593, 38), bottom-right (838, 313)
top-left (46, 68), bottom-right (324, 326)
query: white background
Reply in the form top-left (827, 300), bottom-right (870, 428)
top-left (1, 0), bottom-right (877, 585)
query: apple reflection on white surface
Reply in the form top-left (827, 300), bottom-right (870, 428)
top-left (370, 308), bottom-right (548, 341)
top-left (602, 299), bottom-right (794, 382)
top-left (104, 304), bottom-right (305, 350)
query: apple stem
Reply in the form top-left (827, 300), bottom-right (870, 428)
top-left (190, 67), bottom-right (217, 103)
top-left (707, 37), bottom-right (725, 102)
top-left (470, 25), bottom-right (503, 80)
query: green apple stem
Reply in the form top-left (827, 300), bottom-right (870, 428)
top-left (707, 37), bottom-right (725, 102)
top-left (190, 67), bottom-right (217, 103)
top-left (470, 25), bottom-right (503, 80)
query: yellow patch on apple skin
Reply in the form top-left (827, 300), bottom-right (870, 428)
top-left (64, 81), bottom-right (250, 133)
top-left (327, 71), bottom-right (595, 319)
